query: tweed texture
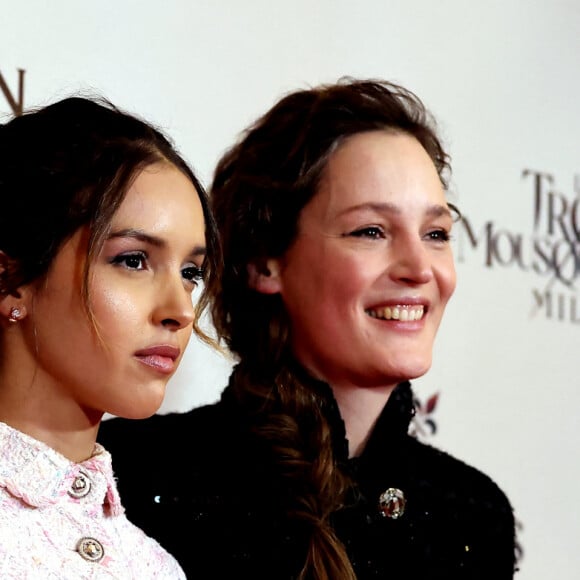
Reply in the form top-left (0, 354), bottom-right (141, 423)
top-left (0, 422), bottom-right (185, 579)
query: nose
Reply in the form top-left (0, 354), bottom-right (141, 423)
top-left (153, 274), bottom-right (195, 331)
top-left (388, 237), bottom-right (433, 285)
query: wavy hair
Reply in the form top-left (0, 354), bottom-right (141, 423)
top-left (208, 78), bottom-right (451, 579)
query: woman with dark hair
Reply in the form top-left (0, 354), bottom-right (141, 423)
top-left (0, 96), bottom-right (219, 578)
top-left (100, 78), bottom-right (517, 579)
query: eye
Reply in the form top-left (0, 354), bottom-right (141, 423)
top-left (425, 229), bottom-right (452, 243)
top-left (349, 226), bottom-right (384, 239)
top-left (110, 251), bottom-right (148, 270)
top-left (182, 263), bottom-right (204, 286)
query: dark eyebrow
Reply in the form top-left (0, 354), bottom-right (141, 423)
top-left (426, 204), bottom-right (454, 219)
top-left (339, 202), bottom-right (454, 219)
top-left (108, 228), bottom-right (207, 257)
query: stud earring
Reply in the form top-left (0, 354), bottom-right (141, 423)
top-left (8, 306), bottom-right (23, 323)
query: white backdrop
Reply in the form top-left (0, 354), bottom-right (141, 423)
top-left (3, 1), bottom-right (579, 577)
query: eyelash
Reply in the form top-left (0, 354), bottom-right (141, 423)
top-left (427, 230), bottom-right (452, 242)
top-left (348, 227), bottom-right (452, 242)
top-left (110, 252), bottom-right (148, 270)
top-left (349, 226), bottom-right (384, 239)
top-left (110, 252), bottom-right (204, 284)
top-left (181, 265), bottom-right (205, 284)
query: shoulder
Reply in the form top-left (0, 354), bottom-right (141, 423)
top-left (406, 436), bottom-right (513, 514)
top-left (113, 513), bottom-right (187, 579)
top-left (97, 399), bottom-right (239, 526)
top-left (98, 400), bottom-right (228, 457)
top-left (100, 395), bottom-right (245, 461)
top-left (389, 437), bottom-right (517, 574)
top-left (403, 436), bottom-right (516, 568)
top-left (97, 399), bottom-right (238, 500)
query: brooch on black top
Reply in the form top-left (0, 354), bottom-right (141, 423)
top-left (378, 487), bottom-right (406, 519)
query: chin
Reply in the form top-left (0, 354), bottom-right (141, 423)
top-left (388, 359), bottom-right (432, 383)
top-left (112, 387), bottom-right (167, 419)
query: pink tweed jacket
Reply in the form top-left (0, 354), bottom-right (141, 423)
top-left (0, 421), bottom-right (186, 579)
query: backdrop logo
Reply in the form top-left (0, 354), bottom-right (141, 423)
top-left (0, 68), bottom-right (26, 116)
top-left (456, 169), bottom-right (580, 324)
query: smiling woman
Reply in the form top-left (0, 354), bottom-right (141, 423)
top-left (100, 78), bottom-right (517, 579)
top-left (0, 96), bottom-right (219, 578)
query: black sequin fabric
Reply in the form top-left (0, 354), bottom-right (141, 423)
top-left (99, 374), bottom-right (517, 579)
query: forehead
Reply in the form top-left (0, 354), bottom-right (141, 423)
top-left (311, 130), bottom-right (446, 217)
top-left (112, 163), bottom-right (205, 235)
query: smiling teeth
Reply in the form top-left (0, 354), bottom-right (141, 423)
top-left (366, 305), bottom-right (425, 321)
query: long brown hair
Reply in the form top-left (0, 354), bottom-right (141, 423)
top-left (208, 78), bottom-right (451, 579)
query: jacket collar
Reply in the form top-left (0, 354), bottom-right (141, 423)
top-left (225, 360), bottom-right (416, 464)
top-left (291, 365), bottom-right (416, 463)
top-left (0, 421), bottom-right (123, 514)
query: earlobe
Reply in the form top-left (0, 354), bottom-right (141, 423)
top-left (0, 298), bottom-right (27, 324)
top-left (247, 259), bottom-right (283, 294)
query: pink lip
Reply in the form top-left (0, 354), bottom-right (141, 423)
top-left (134, 345), bottom-right (180, 375)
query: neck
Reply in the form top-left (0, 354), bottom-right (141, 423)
top-left (0, 413), bottom-right (99, 463)
top-left (330, 382), bottom-right (397, 458)
top-left (0, 341), bottom-right (101, 463)
top-left (0, 393), bottom-right (101, 462)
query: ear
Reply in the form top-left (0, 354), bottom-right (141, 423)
top-left (0, 250), bottom-right (29, 322)
top-left (247, 258), bottom-right (283, 294)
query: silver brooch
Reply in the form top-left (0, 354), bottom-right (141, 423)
top-left (378, 487), bottom-right (406, 519)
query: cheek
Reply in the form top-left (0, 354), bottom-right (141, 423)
top-left (90, 284), bottom-right (143, 336)
top-left (282, 242), bottom-right (374, 309)
top-left (438, 259), bottom-right (457, 303)
top-left (316, 260), bottom-right (372, 313)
